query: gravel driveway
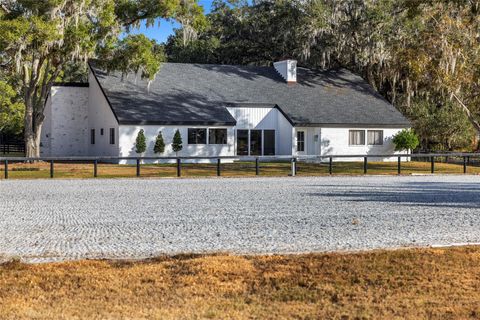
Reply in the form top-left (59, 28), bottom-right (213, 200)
top-left (1, 175), bottom-right (480, 262)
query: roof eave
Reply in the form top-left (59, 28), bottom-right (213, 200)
top-left (118, 120), bottom-right (237, 126)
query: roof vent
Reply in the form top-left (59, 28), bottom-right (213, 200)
top-left (274, 60), bottom-right (297, 83)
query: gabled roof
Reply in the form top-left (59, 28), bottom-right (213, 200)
top-left (89, 62), bottom-right (410, 127)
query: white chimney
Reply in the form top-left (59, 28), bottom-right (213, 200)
top-left (274, 60), bottom-right (297, 83)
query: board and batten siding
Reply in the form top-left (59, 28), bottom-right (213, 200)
top-left (226, 106), bottom-right (293, 156)
top-left (40, 86), bottom-right (89, 157)
top-left (88, 71), bottom-right (119, 157)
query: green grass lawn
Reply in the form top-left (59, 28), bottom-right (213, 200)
top-left (1, 160), bottom-right (479, 179)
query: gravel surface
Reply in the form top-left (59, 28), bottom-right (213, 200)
top-left (1, 175), bottom-right (480, 262)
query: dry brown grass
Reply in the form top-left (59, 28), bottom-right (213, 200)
top-left (1, 247), bottom-right (480, 319)
top-left (1, 160), bottom-right (479, 179)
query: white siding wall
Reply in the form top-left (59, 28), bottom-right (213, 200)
top-left (118, 126), bottom-right (235, 164)
top-left (88, 71), bottom-right (119, 157)
top-left (40, 86), bottom-right (89, 156)
top-left (117, 107), bottom-right (294, 163)
top-left (320, 127), bottom-right (405, 161)
top-left (277, 111), bottom-right (293, 156)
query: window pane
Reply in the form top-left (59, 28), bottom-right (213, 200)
top-left (250, 130), bottom-right (262, 156)
top-left (349, 130), bottom-right (365, 145)
top-left (264, 130), bottom-right (275, 156)
top-left (209, 129), bottom-right (227, 144)
top-left (367, 130), bottom-right (383, 145)
top-left (110, 128), bottom-right (115, 144)
top-left (91, 129), bottom-right (95, 145)
top-left (188, 128), bottom-right (207, 144)
top-left (297, 131), bottom-right (305, 152)
top-left (237, 130), bottom-right (249, 155)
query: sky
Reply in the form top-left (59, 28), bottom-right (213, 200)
top-left (122, 0), bottom-right (214, 43)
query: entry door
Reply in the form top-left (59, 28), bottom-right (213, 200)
top-left (297, 131), bottom-right (306, 155)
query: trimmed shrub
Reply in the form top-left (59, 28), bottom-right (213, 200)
top-left (172, 129), bottom-right (183, 155)
top-left (153, 131), bottom-right (165, 154)
top-left (135, 129), bottom-right (147, 154)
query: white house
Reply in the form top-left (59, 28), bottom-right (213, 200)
top-left (41, 60), bottom-right (410, 163)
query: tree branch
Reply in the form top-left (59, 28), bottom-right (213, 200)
top-left (452, 92), bottom-right (480, 135)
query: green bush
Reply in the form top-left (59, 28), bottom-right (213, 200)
top-left (153, 131), bottom-right (165, 154)
top-left (392, 129), bottom-right (420, 151)
top-left (172, 129), bottom-right (183, 155)
top-left (135, 129), bottom-right (147, 154)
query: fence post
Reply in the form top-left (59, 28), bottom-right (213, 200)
top-left (397, 156), bottom-right (401, 175)
top-left (430, 156), bottom-right (435, 174)
top-left (4, 160), bottom-right (8, 179)
top-left (94, 160), bottom-right (98, 178)
top-left (177, 158), bottom-right (181, 177)
top-left (363, 157), bottom-right (368, 174)
top-left (255, 158), bottom-right (259, 176)
top-left (291, 158), bottom-right (296, 177)
top-left (217, 158), bottom-right (221, 177)
top-left (463, 156), bottom-right (467, 174)
top-left (329, 157), bottom-right (333, 175)
top-left (136, 159), bottom-right (140, 177)
top-left (50, 160), bottom-right (54, 178)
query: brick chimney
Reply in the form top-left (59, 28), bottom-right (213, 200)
top-left (274, 60), bottom-right (297, 83)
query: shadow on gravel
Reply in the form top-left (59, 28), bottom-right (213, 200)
top-left (305, 182), bottom-right (480, 209)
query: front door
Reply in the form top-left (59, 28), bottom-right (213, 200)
top-left (297, 130), bottom-right (306, 155)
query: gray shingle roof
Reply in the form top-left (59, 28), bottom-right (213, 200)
top-left (90, 62), bottom-right (410, 127)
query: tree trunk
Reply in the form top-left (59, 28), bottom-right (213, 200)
top-left (24, 121), bottom-right (43, 158)
top-left (24, 100), bottom-right (44, 158)
top-left (452, 93), bottom-right (480, 137)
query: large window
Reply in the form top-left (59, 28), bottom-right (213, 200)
top-left (297, 131), bottom-right (305, 152)
top-left (90, 129), bottom-right (95, 145)
top-left (209, 129), bottom-right (227, 144)
top-left (237, 130), bottom-right (249, 155)
top-left (367, 130), bottom-right (384, 145)
top-left (349, 130), bottom-right (365, 145)
top-left (109, 128), bottom-right (115, 145)
top-left (250, 130), bottom-right (262, 156)
top-left (188, 128), bottom-right (207, 144)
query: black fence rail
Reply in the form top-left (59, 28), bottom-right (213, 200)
top-left (1, 153), bottom-right (479, 179)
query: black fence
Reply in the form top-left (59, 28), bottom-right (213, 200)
top-left (0, 153), bottom-right (479, 179)
top-left (0, 135), bottom-right (25, 155)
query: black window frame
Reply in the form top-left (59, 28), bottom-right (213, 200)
top-left (263, 130), bottom-right (276, 156)
top-left (109, 128), bottom-right (115, 145)
top-left (236, 130), bottom-right (249, 156)
top-left (250, 130), bottom-right (262, 156)
top-left (90, 129), bottom-right (95, 145)
top-left (188, 128), bottom-right (207, 144)
top-left (208, 128), bottom-right (228, 145)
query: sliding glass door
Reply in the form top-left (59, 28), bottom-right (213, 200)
top-left (236, 129), bottom-right (275, 156)
top-left (263, 130), bottom-right (275, 156)
top-left (250, 130), bottom-right (262, 156)
top-left (237, 130), bottom-right (249, 155)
